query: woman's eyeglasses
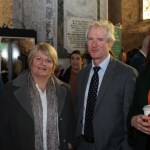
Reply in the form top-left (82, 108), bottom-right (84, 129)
top-left (34, 56), bottom-right (53, 64)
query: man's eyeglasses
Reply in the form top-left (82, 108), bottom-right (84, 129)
top-left (34, 56), bottom-right (53, 64)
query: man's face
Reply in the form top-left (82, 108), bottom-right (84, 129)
top-left (87, 26), bottom-right (113, 64)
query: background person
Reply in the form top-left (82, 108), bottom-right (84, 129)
top-left (0, 43), bottom-right (75, 150)
top-left (0, 75), bottom-right (4, 94)
top-left (0, 55), bottom-right (4, 93)
top-left (75, 20), bottom-right (138, 150)
top-left (127, 45), bottom-right (150, 150)
top-left (129, 35), bottom-right (150, 72)
top-left (121, 48), bottom-right (127, 63)
top-left (0, 55), bottom-right (8, 84)
top-left (126, 48), bottom-right (139, 65)
top-left (61, 50), bottom-right (84, 107)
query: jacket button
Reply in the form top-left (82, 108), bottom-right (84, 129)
top-left (60, 118), bottom-right (63, 121)
top-left (63, 139), bottom-right (66, 143)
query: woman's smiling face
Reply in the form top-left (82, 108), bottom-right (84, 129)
top-left (30, 50), bottom-right (54, 79)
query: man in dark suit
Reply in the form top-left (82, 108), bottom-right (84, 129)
top-left (129, 35), bottom-right (150, 72)
top-left (75, 20), bottom-right (138, 150)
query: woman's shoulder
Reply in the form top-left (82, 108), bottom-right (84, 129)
top-left (59, 67), bottom-right (72, 83)
top-left (53, 75), bottom-right (70, 90)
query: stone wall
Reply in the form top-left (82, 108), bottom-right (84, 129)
top-left (0, 0), bottom-right (150, 53)
top-left (0, 0), bottom-right (12, 27)
top-left (108, 0), bottom-right (150, 52)
top-left (121, 0), bottom-right (150, 51)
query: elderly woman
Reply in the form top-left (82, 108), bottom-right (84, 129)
top-left (0, 43), bottom-right (75, 150)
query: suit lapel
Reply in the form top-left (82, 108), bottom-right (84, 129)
top-left (54, 77), bottom-right (67, 117)
top-left (13, 71), bottom-right (34, 120)
top-left (56, 85), bottom-right (66, 117)
top-left (14, 86), bottom-right (34, 120)
top-left (78, 65), bottom-right (91, 116)
top-left (13, 72), bottom-right (67, 120)
top-left (95, 58), bottom-right (116, 112)
top-left (14, 85), bottom-right (65, 119)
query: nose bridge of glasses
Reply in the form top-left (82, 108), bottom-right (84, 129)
top-left (42, 57), bottom-right (52, 64)
top-left (36, 56), bottom-right (52, 64)
top-left (42, 58), bottom-right (48, 64)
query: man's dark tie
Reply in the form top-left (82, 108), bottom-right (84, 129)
top-left (84, 66), bottom-right (100, 143)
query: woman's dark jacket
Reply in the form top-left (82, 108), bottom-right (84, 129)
top-left (0, 70), bottom-right (75, 150)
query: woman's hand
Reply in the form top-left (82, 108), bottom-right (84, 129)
top-left (131, 114), bottom-right (150, 135)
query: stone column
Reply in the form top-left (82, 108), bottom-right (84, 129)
top-left (100, 0), bottom-right (108, 20)
top-left (108, 0), bottom-right (122, 25)
top-left (13, 0), bottom-right (58, 48)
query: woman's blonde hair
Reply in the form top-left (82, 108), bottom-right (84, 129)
top-left (28, 42), bottom-right (58, 72)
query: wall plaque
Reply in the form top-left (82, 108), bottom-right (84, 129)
top-left (64, 0), bottom-right (97, 53)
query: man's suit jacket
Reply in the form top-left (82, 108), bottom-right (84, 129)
top-left (0, 70), bottom-right (75, 150)
top-left (75, 57), bottom-right (138, 150)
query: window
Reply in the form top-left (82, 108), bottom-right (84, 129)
top-left (143, 0), bottom-right (150, 20)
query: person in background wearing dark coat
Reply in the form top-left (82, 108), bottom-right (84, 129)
top-left (129, 35), bottom-right (150, 72)
top-left (0, 75), bottom-right (4, 93)
top-left (0, 55), bottom-right (4, 93)
top-left (61, 50), bottom-right (84, 107)
top-left (127, 41), bottom-right (150, 150)
top-left (0, 43), bottom-right (75, 150)
top-left (126, 48), bottom-right (139, 65)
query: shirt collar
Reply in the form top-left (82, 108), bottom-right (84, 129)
top-left (140, 50), bottom-right (146, 57)
top-left (92, 54), bottom-right (110, 72)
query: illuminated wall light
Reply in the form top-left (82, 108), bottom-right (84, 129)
top-left (143, 0), bottom-right (150, 20)
top-left (12, 45), bottom-right (20, 60)
top-left (0, 44), bottom-right (20, 61)
top-left (1, 45), bottom-right (8, 60)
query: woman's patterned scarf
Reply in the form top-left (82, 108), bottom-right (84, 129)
top-left (28, 73), bottom-right (59, 150)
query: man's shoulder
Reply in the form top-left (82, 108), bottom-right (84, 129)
top-left (110, 58), bottom-right (138, 76)
top-left (79, 64), bottom-right (91, 74)
top-left (53, 76), bottom-right (70, 90)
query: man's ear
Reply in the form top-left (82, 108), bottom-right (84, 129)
top-left (108, 42), bottom-right (114, 48)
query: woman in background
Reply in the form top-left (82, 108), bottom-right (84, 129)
top-left (61, 50), bottom-right (84, 107)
